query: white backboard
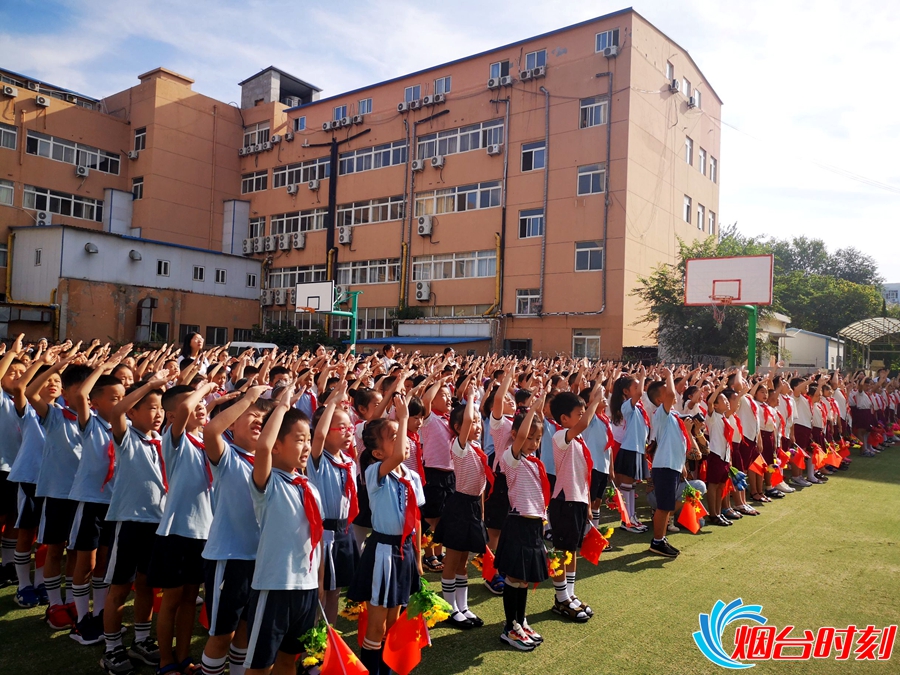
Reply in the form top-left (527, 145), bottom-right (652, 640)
top-left (684, 255), bottom-right (774, 306)
top-left (295, 280), bottom-right (335, 313)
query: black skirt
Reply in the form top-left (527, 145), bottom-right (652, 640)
top-left (613, 448), bottom-right (648, 481)
top-left (347, 531), bottom-right (419, 608)
top-left (421, 468), bottom-right (455, 520)
top-left (433, 492), bottom-right (487, 554)
top-left (354, 474), bottom-right (372, 529)
top-left (483, 472), bottom-right (510, 530)
top-left (495, 514), bottom-right (549, 584)
top-left (322, 521), bottom-right (360, 591)
top-left (547, 497), bottom-right (588, 553)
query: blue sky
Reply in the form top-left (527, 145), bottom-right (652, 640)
top-left (3, 0), bottom-right (898, 281)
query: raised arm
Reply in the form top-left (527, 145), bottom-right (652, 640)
top-left (492, 367), bottom-right (515, 420)
top-left (203, 384), bottom-right (268, 464)
top-left (379, 394), bottom-right (409, 478)
top-left (171, 381), bottom-right (217, 441)
top-left (111, 375), bottom-right (167, 444)
top-left (0, 333), bottom-right (24, 383)
top-left (253, 384), bottom-right (293, 490)
top-left (27, 350), bottom-right (77, 420)
top-left (74, 350), bottom-right (127, 429)
top-left (659, 366), bottom-right (677, 414)
top-left (311, 381), bottom-right (347, 462)
top-left (566, 385), bottom-right (604, 444)
top-left (12, 354), bottom-right (51, 416)
top-left (458, 383), bottom-right (476, 445)
top-left (420, 376), bottom-right (444, 418)
top-left (513, 391), bottom-right (546, 458)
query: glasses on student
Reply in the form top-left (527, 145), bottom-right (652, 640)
top-left (329, 425), bottom-right (354, 434)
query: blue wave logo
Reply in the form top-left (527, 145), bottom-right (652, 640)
top-left (693, 598), bottom-right (767, 669)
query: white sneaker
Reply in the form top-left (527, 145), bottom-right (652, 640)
top-left (790, 477), bottom-right (811, 487)
top-left (667, 523), bottom-right (681, 533)
top-left (621, 523), bottom-right (646, 534)
top-left (775, 481), bottom-right (795, 494)
top-left (807, 476), bottom-right (822, 484)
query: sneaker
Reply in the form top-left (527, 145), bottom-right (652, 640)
top-left (500, 623), bottom-right (536, 651)
top-left (621, 522), bottom-right (646, 534)
top-left (806, 476), bottom-right (822, 484)
top-left (775, 481), bottom-right (795, 494)
top-left (520, 619), bottom-right (543, 644)
top-left (648, 538), bottom-right (680, 557)
top-left (64, 602), bottom-right (78, 623)
top-left (100, 646), bottom-right (135, 675)
top-left (15, 585), bottom-right (41, 608)
top-left (813, 472), bottom-right (829, 482)
top-left (35, 583), bottom-right (49, 605)
top-left (765, 488), bottom-right (785, 499)
top-left (45, 603), bottom-right (76, 630)
top-left (790, 477), bottom-right (811, 487)
top-left (667, 522), bottom-right (681, 533)
top-left (128, 638), bottom-right (160, 666)
top-left (70, 615), bottom-right (104, 645)
top-left (0, 563), bottom-right (15, 588)
top-left (483, 574), bottom-right (505, 596)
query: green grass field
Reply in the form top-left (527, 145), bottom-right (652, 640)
top-left (2, 448), bottom-right (898, 675)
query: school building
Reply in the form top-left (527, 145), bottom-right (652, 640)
top-left (0, 8), bottom-right (721, 354)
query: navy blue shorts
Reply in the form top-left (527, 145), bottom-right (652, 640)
top-left (147, 534), bottom-right (206, 588)
top-left (245, 588), bottom-right (318, 669)
top-left (204, 559), bottom-right (255, 636)
top-left (38, 497), bottom-right (78, 546)
top-left (421, 468), bottom-right (455, 520)
top-left (0, 471), bottom-right (17, 519)
top-left (548, 498), bottom-right (588, 553)
top-left (69, 501), bottom-right (115, 551)
top-left (15, 482), bottom-right (43, 530)
top-left (589, 470), bottom-right (609, 501)
top-left (105, 521), bottom-right (157, 585)
top-left (651, 467), bottom-right (681, 512)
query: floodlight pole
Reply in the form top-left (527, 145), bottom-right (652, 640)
top-left (742, 305), bottom-right (758, 375)
top-left (330, 290), bottom-right (362, 355)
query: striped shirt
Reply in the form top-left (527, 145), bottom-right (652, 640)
top-left (420, 412), bottom-right (454, 470)
top-left (489, 415), bottom-right (513, 469)
top-left (502, 449), bottom-right (546, 518)
top-left (551, 429), bottom-right (589, 504)
top-left (451, 438), bottom-right (487, 497)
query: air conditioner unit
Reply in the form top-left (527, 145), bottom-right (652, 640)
top-left (431, 155), bottom-right (444, 168)
top-left (36, 211), bottom-right (52, 227)
top-left (604, 45), bottom-right (619, 58)
top-left (340, 116), bottom-right (351, 127)
top-left (397, 101), bottom-right (410, 112)
top-left (263, 141), bottom-right (273, 151)
top-left (252, 237), bottom-right (264, 253)
top-left (334, 285), bottom-right (349, 304)
top-left (487, 144), bottom-right (502, 156)
top-left (290, 232), bottom-right (306, 249)
top-left (416, 215), bottom-right (433, 236)
top-left (409, 99), bottom-right (422, 110)
top-left (274, 288), bottom-right (287, 305)
top-left (338, 225), bottom-right (352, 245)
top-left (76, 165), bottom-right (89, 177)
top-left (415, 281), bottom-right (431, 302)
top-left (670, 79), bottom-right (680, 93)
top-left (66, 94), bottom-right (77, 103)
top-left (688, 96), bottom-right (697, 108)
top-left (500, 75), bottom-right (512, 86)
top-left (242, 238), bottom-right (254, 255)
top-left (308, 179), bottom-right (320, 191)
top-left (352, 114), bottom-right (363, 124)
top-left (27, 82), bottom-right (39, 91)
top-left (238, 147), bottom-right (249, 157)
top-left (277, 233), bottom-right (290, 250)
top-left (127, 150), bottom-right (140, 160)
top-left (35, 95), bottom-right (51, 107)
top-left (282, 96), bottom-right (301, 108)
top-left (519, 69), bottom-right (533, 81)
top-left (322, 121), bottom-right (333, 131)
top-left (411, 158), bottom-right (426, 172)
top-left (433, 93), bottom-right (446, 104)
top-left (254, 143), bottom-right (264, 153)
top-left (288, 288), bottom-right (297, 306)
top-left (264, 235), bottom-right (278, 252)
top-left (271, 134), bottom-right (282, 144)
top-left (1, 85), bottom-right (17, 97)
top-left (422, 95), bottom-right (434, 106)
top-left (285, 131), bottom-right (294, 142)
top-left (533, 65), bottom-right (546, 78)
top-left (286, 184), bottom-right (299, 195)
top-left (261, 289), bottom-right (274, 306)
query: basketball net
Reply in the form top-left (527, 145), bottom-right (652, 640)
top-left (710, 295), bottom-right (733, 329)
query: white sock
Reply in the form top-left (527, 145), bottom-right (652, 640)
top-left (200, 653), bottom-right (227, 675)
top-left (134, 621), bottom-right (152, 642)
top-left (806, 462), bottom-right (816, 480)
top-left (591, 509), bottom-right (601, 528)
top-left (566, 571), bottom-right (576, 598)
top-left (1, 538), bottom-right (16, 566)
top-left (441, 578), bottom-right (460, 614)
top-left (14, 550), bottom-right (32, 589)
top-left (553, 578), bottom-right (569, 603)
top-left (64, 575), bottom-right (74, 603)
top-left (45, 574), bottom-right (63, 606)
top-left (72, 582), bottom-right (91, 621)
top-left (104, 631), bottom-right (123, 653)
top-left (620, 485), bottom-right (636, 522)
top-left (34, 564), bottom-right (44, 587)
top-left (228, 645), bottom-right (247, 675)
top-left (455, 574), bottom-right (474, 618)
top-left (92, 577), bottom-right (109, 616)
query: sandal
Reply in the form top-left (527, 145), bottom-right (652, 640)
top-left (551, 598), bottom-right (590, 623)
top-left (571, 596), bottom-right (593, 617)
top-left (422, 555), bottom-right (443, 573)
top-left (178, 659), bottom-right (201, 675)
top-left (737, 505), bottom-right (759, 516)
top-left (156, 665), bottom-right (181, 675)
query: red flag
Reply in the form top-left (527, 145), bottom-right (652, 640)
top-left (580, 525), bottom-right (609, 565)
top-left (698, 460), bottom-right (707, 482)
top-left (777, 448), bottom-right (791, 466)
top-left (677, 497), bottom-right (707, 534)
top-left (481, 546), bottom-right (497, 582)
top-left (723, 478), bottom-right (734, 497)
top-left (827, 450), bottom-right (842, 468)
top-left (383, 610), bottom-right (430, 675)
top-left (790, 448), bottom-right (807, 470)
top-left (769, 467), bottom-right (784, 487)
top-left (356, 605), bottom-right (368, 649)
top-left (612, 488), bottom-right (633, 527)
top-left (812, 447), bottom-right (826, 470)
top-left (320, 624), bottom-right (368, 675)
top-left (748, 454), bottom-right (766, 476)
top-left (199, 602), bottom-right (209, 630)
top-left (34, 544), bottom-right (48, 570)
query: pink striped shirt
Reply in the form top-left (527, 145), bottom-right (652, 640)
top-left (551, 429), bottom-right (590, 504)
top-left (420, 412), bottom-right (454, 471)
top-left (502, 449), bottom-right (546, 518)
top-left (451, 439), bottom-right (487, 496)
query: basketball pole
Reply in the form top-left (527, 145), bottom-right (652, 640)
top-left (741, 305), bottom-right (758, 375)
top-left (328, 290), bottom-right (362, 355)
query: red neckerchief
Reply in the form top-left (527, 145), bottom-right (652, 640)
top-left (828, 398), bottom-right (840, 418)
top-left (748, 398), bottom-right (759, 416)
top-left (393, 470), bottom-right (418, 559)
top-left (723, 416), bottom-right (735, 446)
top-left (802, 394), bottom-right (815, 415)
top-left (144, 436), bottom-right (167, 493)
top-left (675, 413), bottom-right (692, 452)
top-left (470, 441), bottom-right (495, 497)
top-left (761, 404), bottom-right (775, 427)
top-left (776, 411), bottom-right (786, 439)
top-left (635, 400), bottom-right (651, 428)
top-left (573, 434), bottom-right (594, 494)
top-left (61, 399), bottom-right (77, 422)
top-left (732, 415), bottom-right (744, 442)
top-left (234, 446), bottom-right (255, 465)
top-left (101, 440), bottom-right (115, 491)
top-left (597, 412), bottom-right (615, 450)
top-left (782, 395), bottom-right (793, 418)
top-left (308, 390), bottom-right (318, 412)
top-left (407, 431), bottom-right (426, 484)
top-left (288, 473), bottom-right (323, 569)
top-left (524, 455), bottom-right (551, 508)
top-left (186, 433), bottom-right (213, 488)
top-left (547, 418), bottom-right (562, 432)
top-left (817, 401), bottom-right (828, 425)
top-left (325, 452), bottom-right (359, 529)
top-left (436, 410), bottom-right (451, 424)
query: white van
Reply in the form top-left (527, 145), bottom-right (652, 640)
top-left (227, 341), bottom-right (278, 358)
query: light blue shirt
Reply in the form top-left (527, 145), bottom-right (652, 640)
top-left (582, 415), bottom-right (611, 474)
top-left (365, 462), bottom-right (425, 536)
top-left (36, 405), bottom-right (83, 499)
top-left (0, 392), bottom-right (23, 472)
top-left (307, 451), bottom-right (356, 521)
top-left (651, 405), bottom-right (688, 472)
top-left (294, 391), bottom-right (315, 420)
top-left (620, 400), bottom-right (649, 455)
top-left (251, 467), bottom-right (323, 591)
top-left (68, 413), bottom-right (115, 504)
top-left (156, 429), bottom-right (213, 539)
top-left (540, 419), bottom-right (557, 476)
top-left (203, 441), bottom-right (259, 561)
top-left (8, 404), bottom-right (43, 484)
top-left (106, 427), bottom-right (166, 523)
top-left (482, 416), bottom-right (495, 455)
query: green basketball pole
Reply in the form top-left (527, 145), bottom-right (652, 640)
top-left (742, 305), bottom-right (757, 375)
top-left (330, 290), bottom-right (362, 355)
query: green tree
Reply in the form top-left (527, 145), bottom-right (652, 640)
top-left (250, 324), bottom-right (343, 352)
top-left (774, 273), bottom-right (883, 338)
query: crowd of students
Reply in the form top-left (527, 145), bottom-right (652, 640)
top-left (0, 332), bottom-right (896, 675)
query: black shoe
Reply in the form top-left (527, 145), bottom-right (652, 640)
top-left (69, 615), bottom-right (104, 645)
top-left (0, 563), bottom-right (15, 589)
top-left (723, 509), bottom-right (742, 520)
top-left (765, 489), bottom-right (785, 499)
top-left (648, 538), bottom-right (680, 557)
top-left (461, 611), bottom-right (484, 627)
top-left (814, 472), bottom-right (829, 482)
top-left (100, 646), bottom-right (135, 675)
top-left (442, 611), bottom-right (475, 629)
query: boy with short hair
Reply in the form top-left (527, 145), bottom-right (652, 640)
top-left (0, 335), bottom-right (28, 591)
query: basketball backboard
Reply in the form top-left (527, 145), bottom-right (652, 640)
top-left (295, 280), bottom-right (336, 313)
top-left (684, 255), bottom-right (774, 306)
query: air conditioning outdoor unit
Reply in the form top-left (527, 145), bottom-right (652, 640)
top-left (499, 75), bottom-right (512, 86)
top-left (36, 211), bottom-right (52, 226)
top-left (277, 234), bottom-right (290, 250)
top-left (487, 78), bottom-right (501, 90)
top-left (252, 237), bottom-right (265, 253)
top-left (274, 288), bottom-right (287, 305)
top-left (254, 143), bottom-right (264, 153)
top-left (431, 155), bottom-right (445, 168)
top-left (76, 165), bottom-right (89, 177)
top-left (397, 101), bottom-right (410, 112)
top-left (242, 238), bottom-right (254, 255)
top-left (323, 121), bottom-right (333, 131)
top-left (334, 285), bottom-right (349, 304)
top-left (35, 95), bottom-right (51, 107)
top-left (688, 96), bottom-right (697, 108)
top-left (271, 134), bottom-right (282, 144)
top-left (308, 179), bottom-right (320, 191)
top-left (340, 116), bottom-right (351, 127)
top-left (338, 225), bottom-right (352, 245)
top-left (533, 66), bottom-right (546, 78)
top-left (604, 45), bottom-right (619, 58)
top-left (288, 288), bottom-right (297, 305)
top-left (416, 215), bottom-right (433, 236)
top-left (290, 232), bottom-right (306, 249)
top-left (415, 281), bottom-right (431, 302)
top-left (352, 115), bottom-right (364, 124)
top-left (486, 144), bottom-right (502, 156)
top-left (282, 96), bottom-right (301, 107)
top-left (238, 147), bottom-right (248, 157)
top-left (520, 69), bottom-right (533, 81)
top-left (411, 158), bottom-right (426, 172)
top-left (286, 184), bottom-right (299, 195)
top-left (422, 95), bottom-right (434, 106)
top-left (670, 79), bottom-right (680, 93)
top-left (285, 132), bottom-right (294, 142)
top-left (433, 93), bottom-right (446, 104)
top-left (1, 85), bottom-right (17, 97)
top-left (127, 150), bottom-right (140, 160)
top-left (27, 82), bottom-right (40, 91)
top-left (263, 141), bottom-right (273, 151)
top-left (409, 99), bottom-right (422, 110)
top-left (264, 235), bottom-right (278, 252)
top-left (66, 94), bottom-right (77, 103)
top-left (261, 289), bottom-right (274, 306)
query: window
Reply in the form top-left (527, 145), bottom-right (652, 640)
top-left (683, 195), bottom-right (692, 224)
top-left (193, 265), bottom-right (205, 282)
top-left (414, 181), bottom-right (501, 216)
top-left (330, 307), bottom-right (394, 340)
top-left (246, 273), bottom-right (258, 288)
top-left (150, 322), bottom-right (169, 343)
top-left (404, 85), bottom-right (421, 102)
top-left (692, 89), bottom-right (702, 109)
top-left (518, 209), bottom-right (544, 238)
top-left (697, 203), bottom-right (705, 231)
top-left (132, 176), bottom-right (143, 200)
top-left (233, 328), bottom-right (253, 342)
top-left (249, 217), bottom-right (265, 238)
top-left (267, 265), bottom-right (327, 289)
top-left (339, 140), bottom-right (407, 175)
top-left (595, 29), bottom-right (620, 52)
top-left (412, 250), bottom-right (497, 281)
top-left (0, 244), bottom-right (7, 268)
top-left (358, 98), bottom-right (372, 115)
top-left (179, 324), bottom-right (200, 342)
top-left (241, 170), bottom-right (267, 194)
top-left (25, 131), bottom-right (120, 174)
top-left (336, 258), bottom-right (401, 286)
top-left (516, 289), bottom-right (541, 315)
top-left (294, 116), bottom-right (306, 132)
top-left (885, 290), bottom-right (899, 302)
top-left (575, 241), bottom-right (603, 271)
top-left (0, 179), bottom-right (12, 206)
top-left (489, 60), bottom-right (510, 79)
top-left (698, 148), bottom-right (707, 176)
top-left (708, 210), bottom-right (716, 235)
top-left (23, 185), bottom-right (103, 222)
top-left (682, 77), bottom-right (691, 97)
top-left (157, 260), bottom-right (170, 277)
top-left (710, 157), bottom-right (718, 184)
top-left (572, 329), bottom-right (600, 358)
top-left (134, 127), bottom-right (146, 152)
top-left (243, 122), bottom-right (269, 148)
top-left (270, 208), bottom-right (327, 234)
top-left (206, 327), bottom-right (227, 346)
top-left (34, 249), bottom-right (42, 266)
top-left (666, 61), bottom-right (674, 81)
top-left (577, 164), bottom-right (606, 196)
top-left (338, 196), bottom-right (405, 227)
top-left (525, 50), bottom-right (546, 70)
top-left (434, 76), bottom-right (451, 95)
top-left (521, 141), bottom-right (545, 171)
top-left (333, 105), bottom-right (347, 121)
top-left (580, 97), bottom-right (608, 128)
top-left (417, 119), bottom-right (503, 159)
top-left (215, 269), bottom-right (226, 284)
top-left (685, 137), bottom-right (693, 165)
top-left (273, 157), bottom-right (330, 188)
top-left (0, 123), bottom-right (17, 150)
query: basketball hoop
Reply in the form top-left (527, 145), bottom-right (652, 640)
top-left (710, 295), bottom-right (733, 329)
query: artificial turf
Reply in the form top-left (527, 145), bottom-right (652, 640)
top-left (2, 447), bottom-right (898, 675)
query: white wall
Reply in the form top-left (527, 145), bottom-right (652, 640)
top-left (10, 227), bottom-right (62, 303)
top-left (785, 329), bottom-right (844, 369)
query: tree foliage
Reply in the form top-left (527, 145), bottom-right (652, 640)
top-left (250, 324), bottom-right (343, 351)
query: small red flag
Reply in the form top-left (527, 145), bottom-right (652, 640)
top-left (677, 497), bottom-right (708, 534)
top-left (748, 454), bottom-right (766, 476)
top-left (383, 610), bottom-right (430, 675)
top-left (357, 604), bottom-right (368, 649)
top-left (481, 546), bottom-right (497, 582)
top-left (777, 448), bottom-right (791, 466)
top-left (812, 448), bottom-right (826, 470)
top-left (790, 448), bottom-right (807, 470)
top-left (580, 525), bottom-right (609, 565)
top-left (612, 488), bottom-right (634, 527)
top-left (769, 467), bottom-right (784, 486)
top-left (320, 624), bottom-right (368, 675)
top-left (34, 544), bottom-right (48, 569)
top-left (199, 603), bottom-right (209, 630)
top-left (698, 460), bottom-right (707, 482)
